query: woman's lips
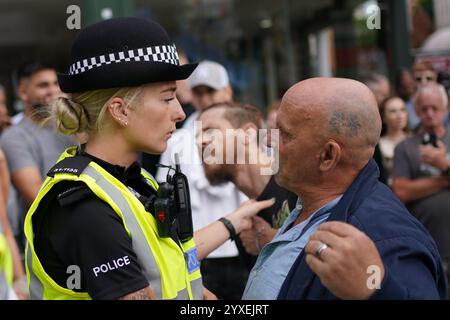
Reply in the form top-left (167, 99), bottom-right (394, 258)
top-left (166, 129), bottom-right (175, 140)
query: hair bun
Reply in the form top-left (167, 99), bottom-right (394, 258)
top-left (52, 97), bottom-right (89, 135)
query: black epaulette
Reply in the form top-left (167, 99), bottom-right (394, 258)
top-left (57, 184), bottom-right (93, 207)
top-left (47, 155), bottom-right (92, 178)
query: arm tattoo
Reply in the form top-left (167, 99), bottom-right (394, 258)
top-left (119, 287), bottom-right (152, 300)
top-left (329, 111), bottom-right (362, 138)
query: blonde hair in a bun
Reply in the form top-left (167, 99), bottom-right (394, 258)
top-left (52, 97), bottom-right (89, 135)
top-left (50, 86), bottom-right (144, 136)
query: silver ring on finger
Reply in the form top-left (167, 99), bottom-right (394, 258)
top-left (314, 242), bottom-right (328, 259)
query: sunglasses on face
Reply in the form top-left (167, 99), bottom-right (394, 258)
top-left (415, 76), bottom-right (435, 82)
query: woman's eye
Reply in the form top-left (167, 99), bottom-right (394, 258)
top-left (165, 97), bottom-right (175, 103)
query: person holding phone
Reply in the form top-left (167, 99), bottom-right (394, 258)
top-left (392, 82), bottom-right (450, 296)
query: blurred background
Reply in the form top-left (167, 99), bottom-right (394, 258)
top-left (0, 0), bottom-right (449, 113)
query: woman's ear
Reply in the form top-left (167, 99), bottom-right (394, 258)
top-left (319, 140), bottom-right (341, 172)
top-left (108, 97), bottom-right (129, 126)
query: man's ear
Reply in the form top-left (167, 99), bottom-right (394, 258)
top-left (224, 85), bottom-right (233, 101)
top-left (319, 140), bottom-right (341, 172)
top-left (18, 81), bottom-right (28, 102)
top-left (107, 97), bottom-right (129, 126)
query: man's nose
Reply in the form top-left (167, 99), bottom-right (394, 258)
top-left (200, 131), bottom-right (212, 145)
top-left (50, 83), bottom-right (62, 97)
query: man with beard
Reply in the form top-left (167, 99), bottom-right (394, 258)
top-left (198, 102), bottom-right (297, 269)
top-left (0, 62), bottom-right (74, 253)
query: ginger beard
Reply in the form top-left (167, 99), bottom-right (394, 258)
top-left (201, 139), bottom-right (237, 186)
top-left (200, 125), bottom-right (238, 186)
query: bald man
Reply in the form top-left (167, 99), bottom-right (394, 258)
top-left (242, 78), bottom-right (447, 300)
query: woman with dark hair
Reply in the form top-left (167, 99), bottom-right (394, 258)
top-left (378, 96), bottom-right (409, 185)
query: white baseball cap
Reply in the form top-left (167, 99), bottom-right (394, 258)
top-left (187, 60), bottom-right (229, 90)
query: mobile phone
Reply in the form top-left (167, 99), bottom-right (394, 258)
top-left (422, 133), bottom-right (438, 148)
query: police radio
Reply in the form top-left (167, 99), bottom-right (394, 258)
top-left (154, 154), bottom-right (194, 242)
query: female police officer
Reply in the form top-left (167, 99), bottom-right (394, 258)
top-left (23, 17), bottom-right (274, 300)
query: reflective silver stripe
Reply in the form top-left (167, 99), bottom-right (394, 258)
top-left (26, 244), bottom-right (44, 300)
top-left (0, 271), bottom-right (8, 300)
top-left (176, 288), bottom-right (189, 300)
top-left (191, 278), bottom-right (203, 300)
top-left (83, 166), bottom-right (165, 298)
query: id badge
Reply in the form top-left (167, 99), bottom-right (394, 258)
top-left (185, 247), bottom-right (200, 273)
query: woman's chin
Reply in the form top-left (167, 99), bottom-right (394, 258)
top-left (156, 142), bottom-right (167, 154)
top-left (142, 142), bottom-right (167, 155)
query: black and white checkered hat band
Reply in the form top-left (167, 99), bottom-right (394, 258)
top-left (69, 44), bottom-right (179, 75)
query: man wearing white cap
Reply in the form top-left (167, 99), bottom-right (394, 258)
top-left (157, 61), bottom-right (249, 299)
top-left (188, 61), bottom-right (233, 112)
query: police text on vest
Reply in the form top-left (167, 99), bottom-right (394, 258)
top-left (93, 256), bottom-right (131, 277)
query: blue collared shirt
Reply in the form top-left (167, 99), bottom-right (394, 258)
top-left (242, 195), bottom-right (342, 300)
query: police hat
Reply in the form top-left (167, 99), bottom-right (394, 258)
top-left (58, 17), bottom-right (197, 93)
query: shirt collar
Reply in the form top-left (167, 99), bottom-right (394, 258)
top-left (78, 146), bottom-right (141, 182)
top-left (279, 195), bottom-right (343, 236)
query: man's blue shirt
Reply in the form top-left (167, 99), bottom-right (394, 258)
top-left (242, 196), bottom-right (342, 299)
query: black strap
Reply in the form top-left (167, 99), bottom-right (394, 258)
top-left (219, 217), bottom-right (238, 242)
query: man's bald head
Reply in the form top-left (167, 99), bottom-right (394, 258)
top-left (282, 77), bottom-right (381, 164)
top-left (275, 78), bottom-right (381, 195)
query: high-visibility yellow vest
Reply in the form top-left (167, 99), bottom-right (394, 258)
top-left (0, 226), bottom-right (13, 300)
top-left (24, 146), bottom-right (202, 300)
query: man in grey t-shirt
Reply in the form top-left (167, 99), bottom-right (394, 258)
top-left (393, 83), bottom-right (450, 279)
top-left (0, 63), bottom-right (74, 250)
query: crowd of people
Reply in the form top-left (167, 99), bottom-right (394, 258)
top-left (361, 66), bottom-right (450, 293)
top-left (0, 16), bottom-right (449, 300)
